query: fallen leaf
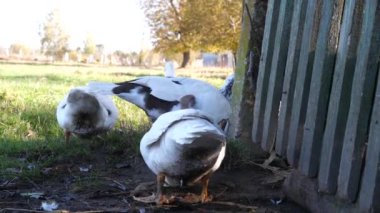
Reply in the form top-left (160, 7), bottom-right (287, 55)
top-left (79, 165), bottom-right (92, 172)
top-left (270, 198), bottom-right (283, 205)
top-left (133, 193), bottom-right (156, 203)
top-left (27, 163), bottom-right (36, 170)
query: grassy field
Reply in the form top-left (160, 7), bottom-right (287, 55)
top-left (0, 62), bottom-right (232, 179)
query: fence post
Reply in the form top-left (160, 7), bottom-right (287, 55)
top-left (276, 0), bottom-right (308, 157)
top-left (318, 0), bottom-right (363, 194)
top-left (358, 66), bottom-right (380, 213)
top-left (299, 0), bottom-right (344, 177)
top-left (260, 0), bottom-right (294, 151)
top-left (286, 0), bottom-right (323, 166)
top-left (252, 0), bottom-right (280, 144)
top-left (337, 0), bottom-right (380, 202)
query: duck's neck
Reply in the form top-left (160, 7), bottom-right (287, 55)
top-left (115, 86), bottom-right (148, 109)
top-left (112, 82), bottom-right (180, 120)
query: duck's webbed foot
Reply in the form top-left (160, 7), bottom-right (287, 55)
top-left (200, 174), bottom-right (213, 203)
top-left (155, 173), bottom-right (171, 205)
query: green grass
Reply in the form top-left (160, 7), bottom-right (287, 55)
top-left (0, 63), bottom-right (231, 179)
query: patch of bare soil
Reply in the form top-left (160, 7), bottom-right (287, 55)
top-left (0, 151), bottom-right (307, 212)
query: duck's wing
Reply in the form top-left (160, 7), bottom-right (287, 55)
top-left (131, 76), bottom-right (185, 101)
top-left (140, 109), bottom-right (222, 147)
top-left (132, 76), bottom-right (227, 101)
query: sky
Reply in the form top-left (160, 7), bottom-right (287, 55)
top-left (0, 0), bottom-right (152, 53)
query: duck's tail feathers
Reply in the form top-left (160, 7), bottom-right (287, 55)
top-left (87, 81), bottom-right (117, 95)
top-left (219, 73), bottom-right (234, 100)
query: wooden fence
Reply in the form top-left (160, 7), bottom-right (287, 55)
top-left (250, 0), bottom-right (380, 212)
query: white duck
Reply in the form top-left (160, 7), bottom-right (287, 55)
top-left (56, 87), bottom-right (118, 143)
top-left (140, 95), bottom-right (226, 204)
top-left (87, 76), bottom-right (231, 129)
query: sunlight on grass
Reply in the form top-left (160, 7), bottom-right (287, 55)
top-left (0, 63), bottom-right (231, 179)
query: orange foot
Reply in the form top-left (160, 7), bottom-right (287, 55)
top-left (156, 194), bottom-right (175, 205)
top-left (180, 193), bottom-right (213, 203)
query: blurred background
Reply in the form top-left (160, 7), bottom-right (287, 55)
top-left (0, 0), bottom-right (241, 68)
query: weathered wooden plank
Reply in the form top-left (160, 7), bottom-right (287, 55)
top-left (260, 0), bottom-right (294, 151)
top-left (251, 0), bottom-right (280, 144)
top-left (286, 0), bottom-right (323, 166)
top-left (275, 0), bottom-right (308, 157)
top-left (284, 170), bottom-right (357, 213)
top-left (358, 65), bottom-right (380, 213)
top-left (318, 0), bottom-right (363, 193)
top-left (299, 0), bottom-right (344, 177)
top-left (337, 0), bottom-right (380, 202)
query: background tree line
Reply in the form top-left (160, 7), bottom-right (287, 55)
top-left (38, 1), bottom-right (242, 66)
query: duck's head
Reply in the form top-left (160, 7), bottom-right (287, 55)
top-left (179, 94), bottom-right (196, 109)
top-left (66, 89), bottom-right (103, 137)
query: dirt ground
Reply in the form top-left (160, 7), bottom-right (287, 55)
top-left (0, 150), bottom-right (307, 213)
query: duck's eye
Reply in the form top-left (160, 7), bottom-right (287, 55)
top-left (61, 104), bottom-right (66, 109)
top-left (107, 109), bottom-right (112, 116)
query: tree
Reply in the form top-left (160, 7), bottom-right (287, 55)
top-left (183, 0), bottom-right (242, 53)
top-left (39, 9), bottom-right (69, 60)
top-left (83, 35), bottom-right (96, 55)
top-left (142, 0), bottom-right (191, 67)
top-left (142, 0), bottom-right (242, 67)
top-left (227, 0), bottom-right (267, 154)
top-left (9, 43), bottom-right (31, 56)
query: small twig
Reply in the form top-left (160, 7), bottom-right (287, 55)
top-left (71, 211), bottom-right (105, 213)
top-left (208, 201), bottom-right (258, 210)
top-left (88, 191), bottom-right (129, 199)
top-left (0, 208), bottom-right (45, 213)
top-left (0, 201), bottom-right (29, 205)
top-left (262, 151), bottom-right (277, 167)
top-left (25, 177), bottom-right (40, 189)
top-left (246, 161), bottom-right (282, 173)
top-left (0, 177), bottom-right (18, 188)
top-left (103, 177), bottom-right (127, 191)
top-left (214, 186), bottom-right (228, 199)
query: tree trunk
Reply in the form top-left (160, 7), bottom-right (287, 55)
top-left (227, 0), bottom-right (268, 157)
top-left (180, 51), bottom-right (190, 68)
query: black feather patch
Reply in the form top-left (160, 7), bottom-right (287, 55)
top-left (172, 80), bottom-right (182, 85)
top-left (113, 82), bottom-right (152, 94)
top-left (145, 95), bottom-right (179, 120)
top-left (113, 81), bottom-right (179, 121)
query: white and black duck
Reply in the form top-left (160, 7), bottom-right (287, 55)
top-left (56, 87), bottom-right (118, 143)
top-left (87, 76), bottom-right (231, 129)
top-left (139, 95), bottom-right (226, 204)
